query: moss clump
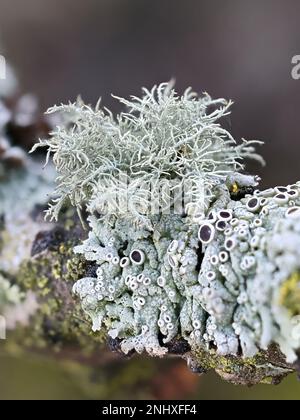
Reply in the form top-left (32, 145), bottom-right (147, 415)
top-left (32, 82), bottom-right (263, 227)
top-left (189, 345), bottom-right (293, 385)
top-left (14, 251), bottom-right (106, 353)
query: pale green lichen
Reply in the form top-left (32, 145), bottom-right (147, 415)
top-left (73, 213), bottom-right (198, 356)
top-left (71, 182), bottom-right (300, 363)
top-left (34, 82), bottom-right (300, 366)
top-left (32, 81), bottom-right (263, 228)
top-left (0, 53), bottom-right (18, 99)
top-left (0, 104), bottom-right (55, 328)
top-left (196, 183), bottom-right (300, 362)
top-left (0, 90), bottom-right (54, 218)
top-left (0, 157), bottom-right (54, 273)
top-left (0, 148), bottom-right (54, 218)
top-left (0, 129), bottom-right (55, 273)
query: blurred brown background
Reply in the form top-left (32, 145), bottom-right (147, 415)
top-left (0, 0), bottom-right (300, 399)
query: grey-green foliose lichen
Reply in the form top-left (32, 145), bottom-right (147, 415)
top-left (72, 183), bottom-right (300, 363)
top-left (32, 82), bottom-right (300, 370)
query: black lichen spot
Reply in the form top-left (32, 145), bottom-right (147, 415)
top-left (225, 238), bottom-right (234, 251)
top-left (275, 193), bottom-right (286, 200)
top-left (198, 224), bottom-right (214, 243)
top-left (131, 250), bottom-right (142, 263)
top-left (166, 337), bottom-right (191, 355)
top-left (195, 242), bottom-right (204, 272)
top-left (85, 262), bottom-right (98, 278)
top-left (158, 331), bottom-right (166, 347)
top-left (31, 227), bottom-right (66, 256)
top-left (230, 185), bottom-right (254, 201)
top-left (107, 337), bottom-right (135, 359)
top-left (216, 220), bottom-right (226, 230)
top-left (247, 197), bottom-right (258, 209)
top-left (210, 255), bottom-right (218, 264)
top-left (219, 211), bottom-right (231, 219)
top-left (286, 207), bottom-right (300, 215)
top-left (208, 212), bottom-right (215, 220)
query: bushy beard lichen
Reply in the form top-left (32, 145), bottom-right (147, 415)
top-left (31, 82), bottom-right (264, 228)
